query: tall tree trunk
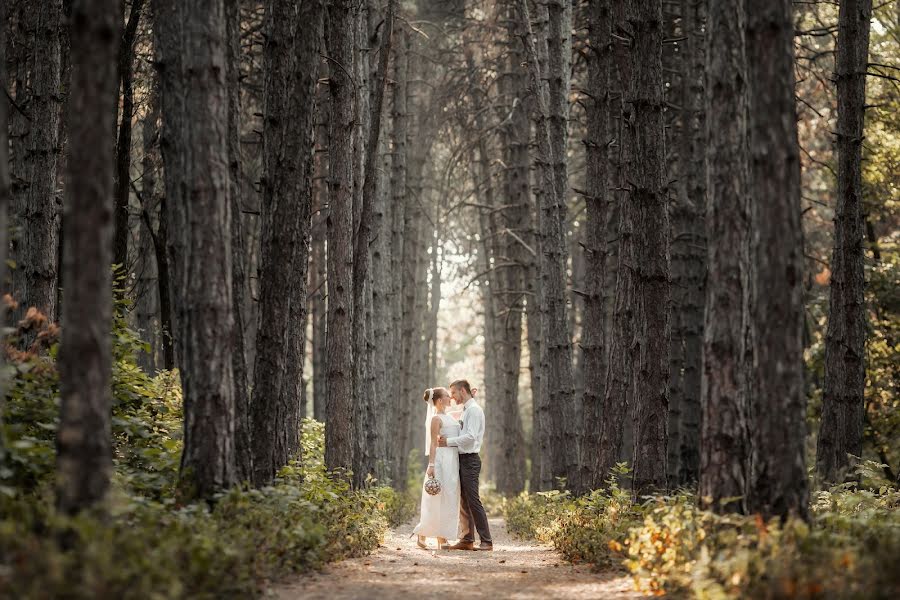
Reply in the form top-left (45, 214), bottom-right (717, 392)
top-left (627, 0), bottom-right (670, 497)
top-left (545, 0), bottom-right (578, 492)
top-left (225, 0), bottom-right (252, 483)
top-left (745, 0), bottom-right (809, 521)
top-left (252, 0), bottom-right (323, 485)
top-left (11, 0), bottom-right (63, 324)
top-left (113, 0), bottom-right (145, 277)
top-left (154, 0), bottom-right (238, 500)
top-left (311, 77), bottom-right (330, 423)
top-left (580, 0), bottom-right (612, 493)
top-left (699, 0), bottom-right (750, 514)
top-left (352, 0), bottom-right (395, 487)
top-left (816, 0), bottom-right (871, 486)
top-left (388, 29), bottom-right (409, 487)
top-left (325, 0), bottom-right (356, 473)
top-left (55, 0), bottom-right (121, 515)
top-left (675, 0), bottom-right (707, 488)
top-left (516, 0), bottom-right (576, 491)
top-left (0, 0), bottom-right (9, 319)
top-left (494, 5), bottom-right (529, 496)
top-left (136, 76), bottom-right (160, 373)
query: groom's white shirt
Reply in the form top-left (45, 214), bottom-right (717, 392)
top-left (445, 398), bottom-right (484, 454)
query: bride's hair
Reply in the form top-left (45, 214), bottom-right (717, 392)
top-left (423, 387), bottom-right (448, 404)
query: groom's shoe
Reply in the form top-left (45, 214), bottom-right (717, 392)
top-left (475, 543), bottom-right (493, 552)
top-left (446, 540), bottom-right (475, 551)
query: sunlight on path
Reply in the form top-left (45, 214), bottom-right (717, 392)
top-left (274, 518), bottom-right (649, 599)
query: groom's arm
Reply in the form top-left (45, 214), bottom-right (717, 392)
top-left (444, 408), bottom-right (482, 452)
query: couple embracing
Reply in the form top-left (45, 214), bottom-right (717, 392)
top-left (413, 380), bottom-right (493, 551)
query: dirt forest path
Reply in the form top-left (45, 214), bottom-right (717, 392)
top-left (274, 517), bottom-right (649, 599)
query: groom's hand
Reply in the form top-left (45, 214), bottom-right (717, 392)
top-left (437, 435), bottom-right (448, 447)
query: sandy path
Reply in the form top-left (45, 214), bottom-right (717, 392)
top-left (273, 518), bottom-right (648, 599)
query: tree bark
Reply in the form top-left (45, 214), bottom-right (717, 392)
top-left (352, 0), bottom-right (395, 488)
top-left (626, 0), bottom-right (670, 498)
top-left (55, 0), bottom-right (121, 515)
top-left (388, 29), bottom-right (409, 487)
top-left (311, 74), bottom-right (330, 423)
top-left (516, 0), bottom-right (576, 491)
top-left (225, 0), bottom-right (252, 483)
top-left (677, 0), bottom-right (707, 489)
top-left (11, 0), bottom-right (63, 325)
top-left (113, 0), bottom-right (145, 277)
top-left (816, 0), bottom-right (871, 487)
top-left (699, 0), bottom-right (750, 514)
top-left (252, 0), bottom-right (323, 485)
top-left (580, 0), bottom-right (612, 493)
top-left (325, 0), bottom-right (356, 474)
top-left (154, 0), bottom-right (238, 500)
top-left (745, 0), bottom-right (809, 521)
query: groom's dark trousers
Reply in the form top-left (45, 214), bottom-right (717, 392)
top-left (459, 453), bottom-right (492, 544)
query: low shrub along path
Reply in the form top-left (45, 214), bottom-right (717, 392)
top-left (275, 517), bottom-right (648, 599)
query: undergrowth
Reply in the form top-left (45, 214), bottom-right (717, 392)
top-left (0, 304), bottom-right (406, 599)
top-left (505, 464), bottom-right (900, 599)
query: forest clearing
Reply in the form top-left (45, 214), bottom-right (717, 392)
top-left (1, 0), bottom-right (899, 598)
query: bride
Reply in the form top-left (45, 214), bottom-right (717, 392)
top-left (413, 387), bottom-right (461, 550)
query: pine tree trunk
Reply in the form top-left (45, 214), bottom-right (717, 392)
top-left (325, 0), bottom-right (356, 473)
top-left (253, 0), bottom-right (323, 485)
top-left (136, 77), bottom-right (160, 373)
top-left (816, 0), bottom-right (871, 487)
top-left (113, 0), bottom-right (145, 277)
top-left (55, 0), bottom-right (121, 515)
top-left (676, 0), bottom-right (707, 490)
top-left (154, 0), bottom-right (238, 500)
top-left (0, 0), bottom-right (10, 341)
top-left (699, 0), bottom-right (750, 514)
top-left (627, 0), bottom-right (670, 497)
top-left (517, 0), bottom-right (576, 492)
top-left (580, 0), bottom-right (612, 493)
top-left (311, 80), bottom-right (330, 423)
top-left (11, 0), bottom-right (63, 324)
top-left (226, 0), bottom-right (252, 483)
top-left (352, 0), bottom-right (395, 487)
top-left (388, 29), bottom-right (409, 487)
top-left (745, 0), bottom-right (809, 521)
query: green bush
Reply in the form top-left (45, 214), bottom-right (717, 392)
top-left (0, 420), bottom-right (391, 599)
top-left (0, 306), bottom-right (394, 599)
top-left (506, 468), bottom-right (900, 599)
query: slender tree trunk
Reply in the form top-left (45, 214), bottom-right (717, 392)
top-left (325, 0), bottom-right (356, 473)
top-left (55, 0), bottom-right (121, 515)
top-left (675, 0), bottom-right (707, 488)
top-left (580, 0), bottom-right (612, 493)
top-left (11, 0), bottom-right (63, 324)
top-left (311, 78), bottom-right (330, 423)
top-left (352, 0), bottom-right (395, 487)
top-left (816, 0), bottom-right (871, 487)
top-left (135, 82), bottom-right (159, 373)
top-left (699, 0), bottom-right (750, 514)
top-left (517, 0), bottom-right (576, 491)
top-left (113, 0), bottom-right (145, 277)
top-left (545, 0), bottom-right (578, 492)
top-left (625, 0), bottom-right (670, 498)
top-left (154, 0), bottom-right (238, 500)
top-left (252, 0), bottom-right (323, 485)
top-left (225, 0), bottom-right (252, 483)
top-left (388, 29), bottom-right (409, 487)
top-left (0, 1), bottom-right (9, 413)
top-left (745, 0), bottom-right (809, 521)
top-left (494, 5), bottom-right (529, 496)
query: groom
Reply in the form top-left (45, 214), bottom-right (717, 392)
top-left (437, 379), bottom-right (493, 551)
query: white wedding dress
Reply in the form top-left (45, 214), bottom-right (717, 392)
top-left (413, 413), bottom-right (461, 540)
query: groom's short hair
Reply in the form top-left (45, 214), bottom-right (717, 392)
top-left (450, 379), bottom-right (473, 396)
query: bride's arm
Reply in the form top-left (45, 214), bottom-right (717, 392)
top-left (427, 416), bottom-right (441, 477)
